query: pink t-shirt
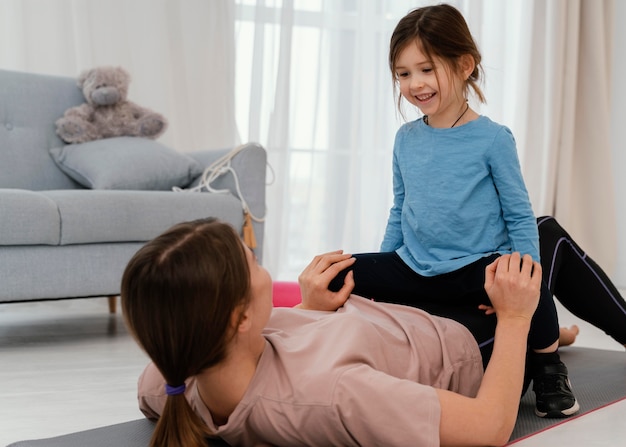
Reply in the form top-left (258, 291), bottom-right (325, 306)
top-left (138, 295), bottom-right (483, 446)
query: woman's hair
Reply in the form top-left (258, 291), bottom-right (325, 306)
top-left (389, 4), bottom-right (486, 115)
top-left (121, 218), bottom-right (251, 447)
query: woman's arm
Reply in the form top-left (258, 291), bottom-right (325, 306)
top-left (294, 250), bottom-right (356, 311)
top-left (436, 253), bottom-right (541, 446)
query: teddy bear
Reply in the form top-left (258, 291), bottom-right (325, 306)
top-left (55, 66), bottom-right (168, 144)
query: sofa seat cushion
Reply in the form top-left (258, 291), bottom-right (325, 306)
top-left (0, 189), bottom-right (243, 246)
top-left (42, 190), bottom-right (244, 245)
top-left (0, 189), bottom-right (62, 245)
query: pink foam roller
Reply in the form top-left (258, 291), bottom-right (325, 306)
top-left (272, 281), bottom-right (301, 307)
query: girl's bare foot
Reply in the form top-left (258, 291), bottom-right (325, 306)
top-left (559, 325), bottom-right (580, 347)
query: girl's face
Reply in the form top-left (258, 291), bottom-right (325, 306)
top-left (394, 41), bottom-right (466, 127)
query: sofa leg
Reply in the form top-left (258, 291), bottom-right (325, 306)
top-left (108, 295), bottom-right (118, 314)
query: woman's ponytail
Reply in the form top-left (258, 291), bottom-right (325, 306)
top-left (150, 393), bottom-right (211, 447)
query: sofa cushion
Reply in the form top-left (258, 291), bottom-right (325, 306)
top-left (42, 190), bottom-right (243, 245)
top-left (49, 137), bottom-right (203, 190)
top-left (0, 190), bottom-right (61, 245)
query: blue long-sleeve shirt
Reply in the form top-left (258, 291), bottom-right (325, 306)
top-left (381, 115), bottom-right (539, 276)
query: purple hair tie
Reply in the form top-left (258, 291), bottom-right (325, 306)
top-left (165, 383), bottom-right (186, 396)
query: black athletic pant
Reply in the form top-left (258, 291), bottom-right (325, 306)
top-left (330, 216), bottom-right (626, 365)
top-left (538, 216), bottom-right (626, 345)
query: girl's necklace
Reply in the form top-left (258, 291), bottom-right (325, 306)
top-left (424, 101), bottom-right (470, 128)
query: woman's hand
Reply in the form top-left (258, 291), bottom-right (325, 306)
top-left (296, 250), bottom-right (356, 311)
top-left (483, 252), bottom-right (541, 322)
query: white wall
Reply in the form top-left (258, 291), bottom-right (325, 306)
top-left (611, 0), bottom-right (626, 287)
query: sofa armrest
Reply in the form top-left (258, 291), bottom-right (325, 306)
top-left (187, 142), bottom-right (267, 261)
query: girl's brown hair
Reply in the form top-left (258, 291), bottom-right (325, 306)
top-left (389, 4), bottom-right (486, 114)
top-left (121, 218), bottom-right (251, 447)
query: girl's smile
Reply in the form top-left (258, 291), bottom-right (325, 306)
top-left (415, 92), bottom-right (436, 103)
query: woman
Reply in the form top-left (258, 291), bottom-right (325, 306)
top-left (122, 218), bottom-right (540, 447)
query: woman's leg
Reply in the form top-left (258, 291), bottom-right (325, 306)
top-left (538, 216), bottom-right (626, 346)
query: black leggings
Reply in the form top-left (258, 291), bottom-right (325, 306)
top-left (538, 216), bottom-right (626, 345)
top-left (330, 216), bottom-right (626, 365)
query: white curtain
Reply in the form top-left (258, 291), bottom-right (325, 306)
top-left (0, 0), bottom-right (616, 280)
top-left (234, 0), bottom-right (421, 278)
top-left (235, 0), bottom-right (617, 279)
top-left (554, 0), bottom-right (616, 271)
top-left (504, 0), bottom-right (616, 271)
top-left (611, 0), bottom-right (626, 287)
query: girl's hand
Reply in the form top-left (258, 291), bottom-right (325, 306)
top-left (478, 304), bottom-right (495, 315)
top-left (296, 250), bottom-right (356, 311)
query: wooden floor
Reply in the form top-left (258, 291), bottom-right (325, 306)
top-left (0, 298), bottom-right (148, 446)
top-left (0, 297), bottom-right (624, 446)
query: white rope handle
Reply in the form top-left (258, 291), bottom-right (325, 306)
top-left (173, 144), bottom-right (272, 223)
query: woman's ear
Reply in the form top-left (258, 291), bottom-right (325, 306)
top-left (231, 305), bottom-right (252, 333)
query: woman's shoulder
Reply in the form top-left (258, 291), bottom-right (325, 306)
top-left (138, 362), bottom-right (166, 398)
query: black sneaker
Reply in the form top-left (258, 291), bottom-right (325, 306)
top-left (532, 361), bottom-right (580, 418)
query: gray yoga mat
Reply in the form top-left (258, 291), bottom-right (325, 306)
top-left (509, 346), bottom-right (626, 444)
top-left (7, 347), bottom-right (624, 447)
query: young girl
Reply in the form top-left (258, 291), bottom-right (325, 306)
top-left (124, 218), bottom-right (542, 447)
top-left (330, 4), bottom-right (579, 418)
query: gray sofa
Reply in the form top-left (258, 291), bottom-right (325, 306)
top-left (0, 68), bottom-right (266, 307)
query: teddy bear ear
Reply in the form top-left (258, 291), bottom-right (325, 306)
top-left (77, 68), bottom-right (93, 87)
top-left (116, 66), bottom-right (131, 83)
